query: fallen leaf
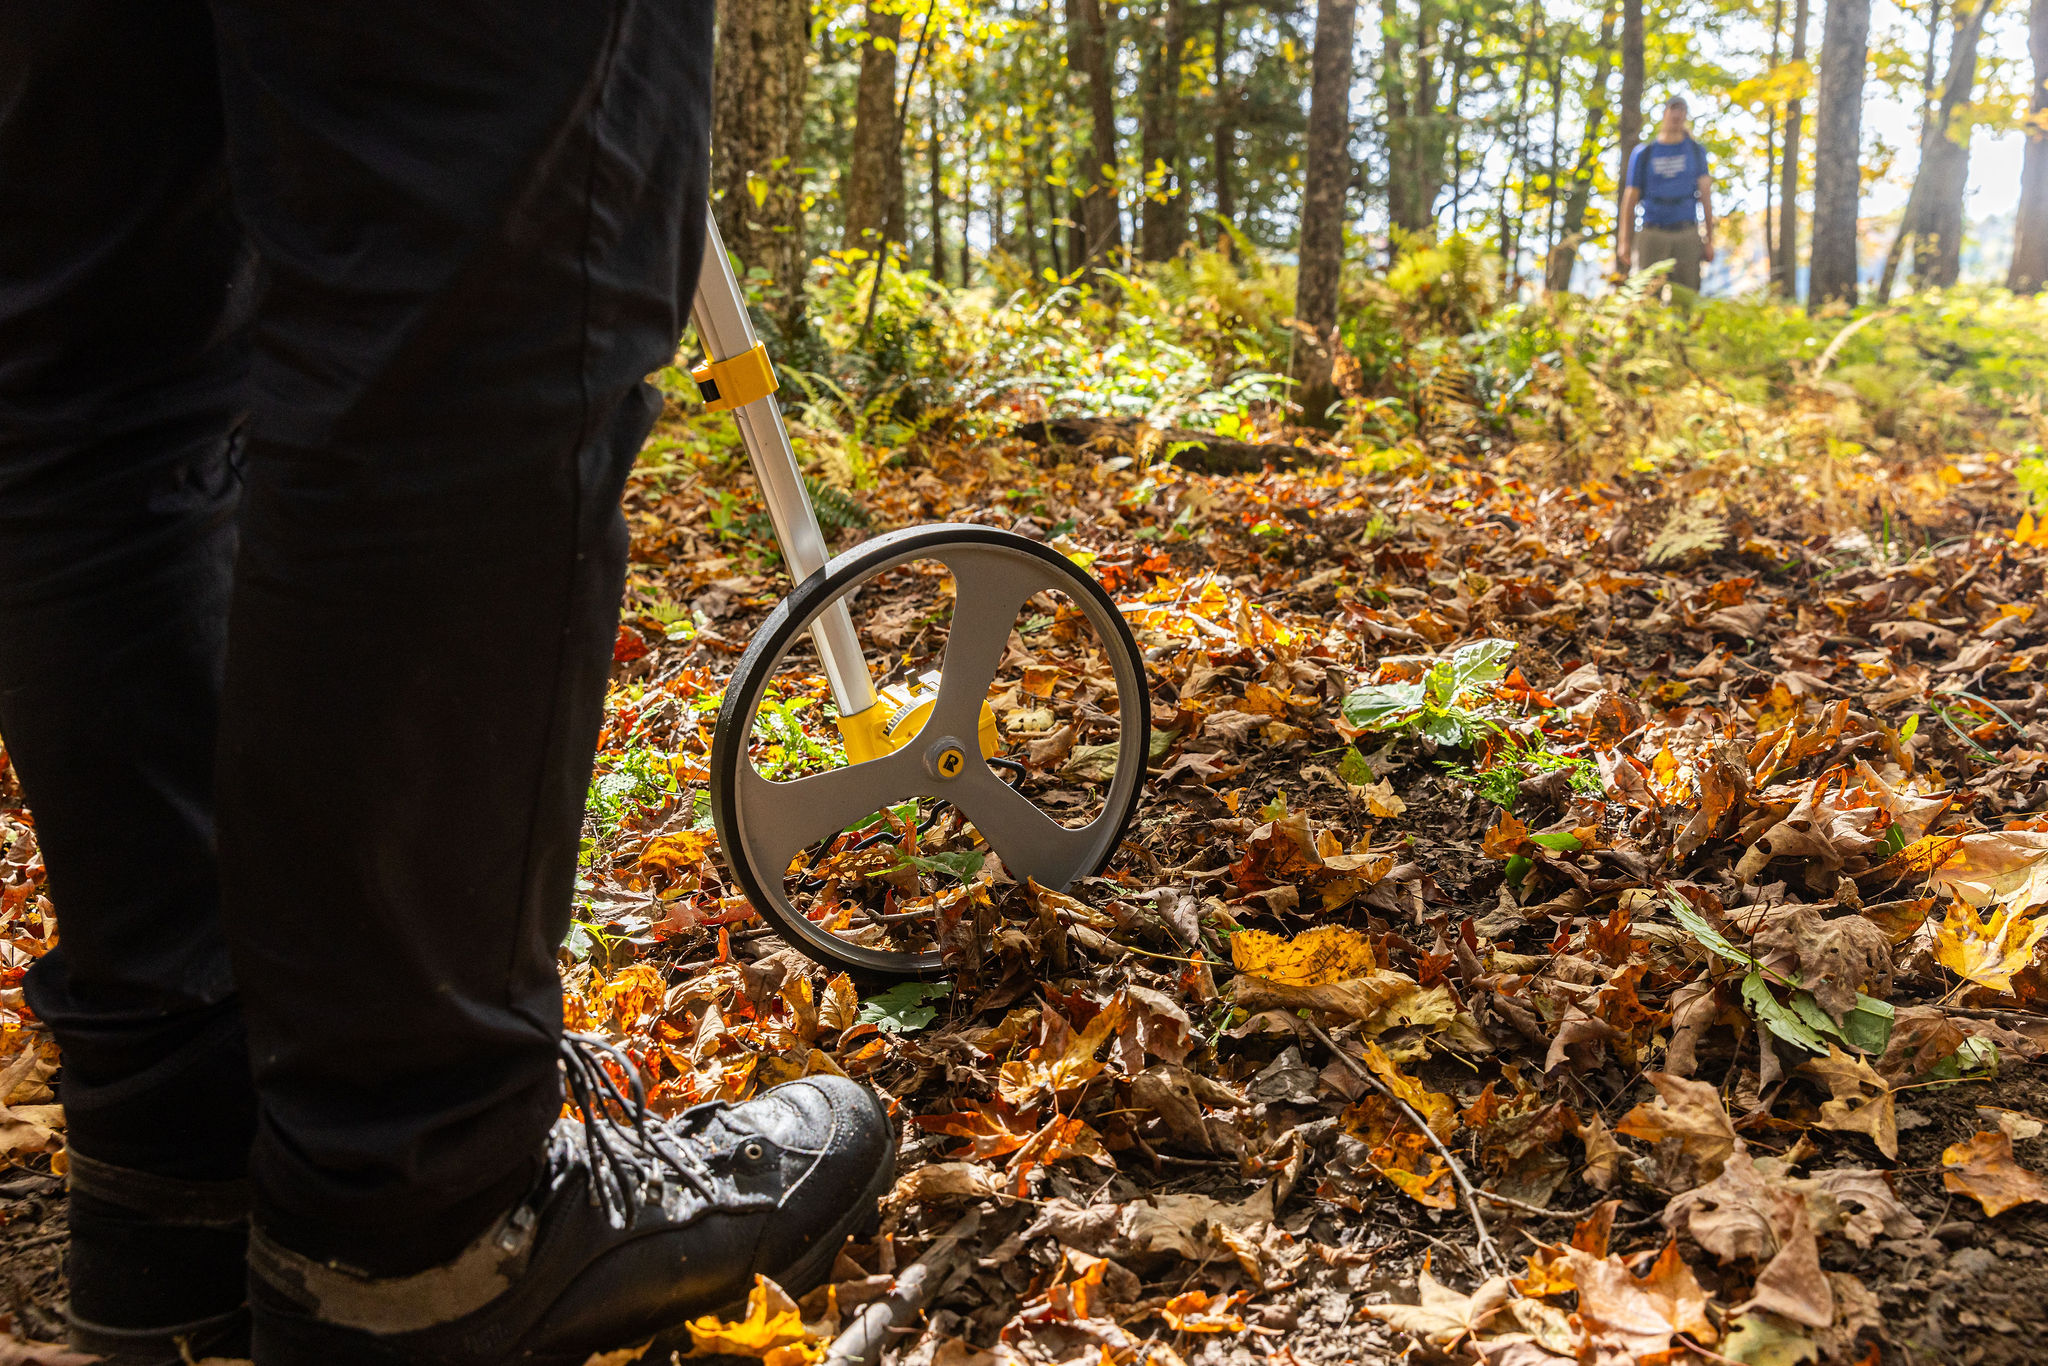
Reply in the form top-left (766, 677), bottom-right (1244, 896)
top-left (1720, 1312), bottom-right (1818, 1366)
top-left (1158, 1288), bottom-right (1248, 1333)
top-left (1933, 900), bottom-right (2048, 994)
top-left (1565, 1241), bottom-right (1718, 1358)
top-left (687, 1276), bottom-right (814, 1359)
top-left (1799, 1045), bottom-right (1898, 1160)
top-left (1229, 925), bottom-right (1378, 985)
top-left (1942, 1130), bottom-right (2048, 1216)
top-left (1616, 1072), bottom-right (1739, 1184)
top-left (1361, 1271), bottom-right (1514, 1351)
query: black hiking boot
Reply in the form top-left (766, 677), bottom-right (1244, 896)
top-left (247, 1033), bottom-right (895, 1366)
top-left (63, 1151), bottom-right (252, 1365)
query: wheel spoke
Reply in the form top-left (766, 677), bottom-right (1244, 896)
top-left (949, 760), bottom-right (1104, 889)
top-left (922, 548), bottom-right (1065, 738)
top-left (735, 751), bottom-right (924, 880)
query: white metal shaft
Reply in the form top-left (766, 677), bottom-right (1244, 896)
top-left (691, 209), bottom-right (876, 718)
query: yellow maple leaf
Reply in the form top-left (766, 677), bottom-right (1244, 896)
top-left (687, 1276), bottom-right (814, 1359)
top-left (1229, 925), bottom-right (1377, 986)
top-left (1934, 901), bottom-right (2048, 994)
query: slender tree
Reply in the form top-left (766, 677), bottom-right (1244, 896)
top-left (843, 1), bottom-right (904, 252)
top-left (1070, 0), bottom-right (1124, 266)
top-left (1879, 1), bottom-right (1991, 298)
top-left (1384, 0), bottom-right (1449, 234)
top-left (1612, 0), bottom-right (1644, 266)
top-left (1765, 0), bottom-right (1783, 283)
top-left (1140, 0), bottom-right (1191, 260)
top-left (1545, 3), bottom-right (1620, 293)
top-left (1213, 1), bottom-right (1239, 251)
top-left (1807, 0), bottom-right (1871, 309)
top-left (1292, 0), bottom-right (1358, 423)
top-left (2013, 0), bottom-right (2048, 291)
top-left (1775, 0), bottom-right (1810, 297)
top-left (712, 0), bottom-right (811, 329)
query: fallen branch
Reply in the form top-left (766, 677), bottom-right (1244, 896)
top-left (1014, 417), bottom-right (1330, 475)
top-left (821, 1209), bottom-right (981, 1366)
top-left (1303, 1018), bottom-right (1513, 1279)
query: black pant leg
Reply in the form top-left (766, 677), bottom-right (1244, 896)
top-left (0, 0), bottom-right (257, 1180)
top-left (205, 0), bottom-right (713, 1268)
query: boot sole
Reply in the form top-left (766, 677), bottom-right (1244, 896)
top-left (68, 1303), bottom-right (250, 1366)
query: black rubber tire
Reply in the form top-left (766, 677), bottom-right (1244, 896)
top-left (709, 524), bottom-right (1148, 980)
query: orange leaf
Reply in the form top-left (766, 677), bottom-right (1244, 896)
top-left (1942, 1130), bottom-right (2048, 1217)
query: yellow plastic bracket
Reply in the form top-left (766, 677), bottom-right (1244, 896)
top-left (691, 343), bottom-right (779, 413)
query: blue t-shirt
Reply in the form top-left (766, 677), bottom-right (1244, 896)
top-left (1628, 137), bottom-right (1708, 228)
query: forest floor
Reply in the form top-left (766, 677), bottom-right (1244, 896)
top-left (5, 361), bottom-right (2048, 1366)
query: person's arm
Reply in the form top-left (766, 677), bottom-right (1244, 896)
top-left (1697, 172), bottom-right (1715, 262)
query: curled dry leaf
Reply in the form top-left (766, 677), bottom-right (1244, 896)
top-left (1615, 1072), bottom-right (1739, 1186)
top-left (686, 1276), bottom-right (816, 1361)
top-left (1799, 1045), bottom-right (1898, 1160)
top-left (1942, 1130), bottom-right (2048, 1217)
top-left (1563, 1241), bottom-right (1718, 1360)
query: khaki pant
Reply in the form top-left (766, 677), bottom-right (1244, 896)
top-left (1634, 226), bottom-right (1703, 291)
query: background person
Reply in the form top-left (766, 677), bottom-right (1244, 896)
top-left (1616, 96), bottom-right (1717, 292)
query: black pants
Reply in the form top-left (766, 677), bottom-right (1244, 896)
top-left (0, 0), bottom-right (712, 1267)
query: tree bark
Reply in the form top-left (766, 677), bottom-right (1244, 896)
top-left (1765, 0), bottom-right (1783, 284)
top-left (1807, 0), bottom-right (1870, 309)
top-left (1384, 0), bottom-right (1447, 234)
top-left (843, 1), bottom-right (904, 253)
top-left (1544, 2), bottom-right (1618, 293)
top-left (928, 94), bottom-right (947, 283)
top-left (2013, 0), bottom-right (2048, 291)
top-left (1912, 1), bottom-right (1989, 288)
top-left (1291, 0), bottom-right (1357, 424)
top-left (1613, 0), bottom-right (1644, 253)
top-left (1140, 0), bottom-right (1190, 260)
top-left (1775, 0), bottom-right (1809, 298)
top-left (1070, 0), bottom-right (1124, 267)
top-left (713, 0), bottom-right (812, 330)
top-left (1213, 1), bottom-right (1237, 252)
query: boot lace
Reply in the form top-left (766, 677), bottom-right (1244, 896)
top-left (558, 1031), bottom-right (722, 1228)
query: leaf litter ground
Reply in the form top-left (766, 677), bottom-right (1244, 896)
top-left (5, 412), bottom-right (2048, 1365)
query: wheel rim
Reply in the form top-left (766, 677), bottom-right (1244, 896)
top-left (710, 524), bottom-right (1148, 978)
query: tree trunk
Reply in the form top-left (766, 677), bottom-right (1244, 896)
top-left (1213, 1), bottom-right (1237, 252)
top-left (1807, 0), bottom-right (1870, 309)
top-left (1385, 0), bottom-right (1447, 234)
top-left (1912, 1), bottom-right (1989, 288)
top-left (1069, 0), bottom-right (1124, 267)
top-left (1765, 0), bottom-right (1783, 284)
top-left (1504, 8), bottom-right (1536, 285)
top-left (1544, 2), bottom-right (1618, 293)
top-left (1140, 0), bottom-right (1190, 260)
top-left (928, 96), bottom-right (947, 283)
top-left (1291, 0), bottom-right (1357, 424)
top-left (2013, 0), bottom-right (2048, 291)
top-left (1613, 0), bottom-right (1643, 253)
top-left (843, 1), bottom-right (903, 252)
top-left (713, 0), bottom-right (811, 330)
top-left (1775, 0), bottom-right (1809, 297)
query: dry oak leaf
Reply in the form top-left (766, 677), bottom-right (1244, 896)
top-left (1932, 900), bottom-right (2048, 995)
top-left (1362, 1271), bottom-right (1515, 1352)
top-left (884, 1161), bottom-right (1005, 1211)
top-left (1616, 1072), bottom-right (1740, 1185)
top-left (1942, 1130), bottom-right (2048, 1217)
top-left (1798, 1045), bottom-right (1898, 1160)
top-left (1563, 1241), bottom-right (1718, 1359)
top-left (686, 1276), bottom-right (815, 1360)
top-left (1737, 1194), bottom-right (1834, 1331)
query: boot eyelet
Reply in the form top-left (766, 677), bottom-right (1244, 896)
top-left (741, 1140), bottom-right (766, 1162)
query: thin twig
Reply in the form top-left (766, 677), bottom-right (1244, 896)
top-left (1472, 1188), bottom-right (1604, 1220)
top-left (1302, 1018), bottom-right (1513, 1279)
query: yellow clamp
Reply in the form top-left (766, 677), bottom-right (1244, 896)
top-left (691, 343), bottom-right (779, 413)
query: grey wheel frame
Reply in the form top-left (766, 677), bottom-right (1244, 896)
top-left (710, 524), bottom-right (1148, 979)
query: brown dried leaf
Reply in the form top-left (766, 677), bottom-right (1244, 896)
top-left (1616, 1072), bottom-right (1739, 1184)
top-left (1942, 1130), bottom-right (2048, 1217)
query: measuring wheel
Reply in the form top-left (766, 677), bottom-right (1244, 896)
top-left (709, 524), bottom-right (1148, 979)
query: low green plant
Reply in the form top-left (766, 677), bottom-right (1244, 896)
top-left (1341, 638), bottom-right (1518, 748)
top-left (858, 981), bottom-right (952, 1033)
